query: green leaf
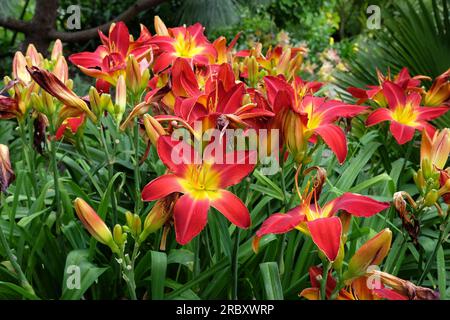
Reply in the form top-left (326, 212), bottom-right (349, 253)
top-left (259, 262), bottom-right (283, 300)
top-left (437, 245), bottom-right (446, 300)
top-left (150, 251), bottom-right (167, 300)
top-left (61, 250), bottom-right (107, 300)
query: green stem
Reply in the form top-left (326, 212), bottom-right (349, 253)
top-left (133, 120), bottom-right (142, 214)
top-left (418, 211), bottom-right (450, 285)
top-left (100, 124), bottom-right (118, 224)
top-left (50, 132), bottom-right (62, 229)
top-left (0, 221), bottom-right (36, 296)
top-left (18, 120), bottom-right (38, 197)
top-left (231, 229), bottom-right (240, 300)
top-left (277, 157), bottom-right (290, 273)
top-left (119, 245), bottom-right (138, 300)
top-left (320, 260), bottom-right (332, 300)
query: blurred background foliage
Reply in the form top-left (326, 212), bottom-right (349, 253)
top-left (0, 0), bottom-right (397, 76)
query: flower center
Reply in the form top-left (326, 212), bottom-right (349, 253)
top-left (391, 103), bottom-right (417, 125)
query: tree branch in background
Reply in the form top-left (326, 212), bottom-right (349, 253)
top-left (0, 0), bottom-right (168, 53)
top-left (49, 0), bottom-right (168, 42)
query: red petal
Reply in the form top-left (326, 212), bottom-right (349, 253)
top-left (141, 174), bottom-right (182, 201)
top-left (256, 207), bottom-right (304, 237)
top-left (173, 194), bottom-right (210, 245)
top-left (110, 21), bottom-right (130, 57)
top-left (157, 136), bottom-right (200, 175)
top-left (417, 106), bottom-right (449, 120)
top-left (211, 150), bottom-right (256, 188)
top-left (382, 82), bottom-right (406, 109)
top-left (329, 193), bottom-right (390, 217)
top-left (210, 190), bottom-right (251, 228)
top-left (217, 83), bottom-right (245, 114)
top-left (172, 58), bottom-right (200, 97)
top-left (307, 217), bottom-right (342, 261)
top-left (373, 288), bottom-right (408, 300)
top-left (366, 108), bottom-right (392, 126)
top-left (314, 124), bottom-right (347, 164)
top-left (153, 52), bottom-right (173, 73)
top-left (390, 121), bottom-right (416, 144)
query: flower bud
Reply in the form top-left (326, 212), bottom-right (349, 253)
top-left (344, 228), bottom-right (392, 283)
top-left (74, 198), bottom-right (119, 253)
top-left (13, 52), bottom-right (31, 84)
top-left (0, 144), bottom-right (15, 193)
top-left (139, 194), bottom-right (177, 243)
top-left (143, 114), bottom-right (167, 146)
top-left (113, 224), bottom-right (127, 248)
top-left (154, 16), bottom-right (169, 36)
top-left (424, 189), bottom-right (439, 206)
top-left (114, 75), bottom-right (126, 123)
top-left (132, 214), bottom-right (142, 237)
top-left (51, 39), bottom-right (63, 61)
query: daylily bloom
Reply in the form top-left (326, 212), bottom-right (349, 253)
top-left (74, 198), bottom-right (119, 253)
top-left (423, 68), bottom-right (450, 107)
top-left (150, 18), bottom-right (217, 73)
top-left (264, 75), bottom-right (366, 163)
top-left (69, 22), bottom-right (152, 86)
top-left (343, 228), bottom-right (392, 282)
top-left (0, 144), bottom-right (15, 193)
top-left (348, 67), bottom-right (428, 106)
top-left (300, 266), bottom-right (408, 300)
top-left (237, 44), bottom-right (305, 82)
top-left (255, 193), bottom-right (383, 259)
top-left (55, 114), bottom-right (85, 140)
top-left (167, 58), bottom-right (273, 132)
top-left (141, 136), bottom-right (255, 245)
top-left (366, 82), bottom-right (449, 144)
top-left (367, 269), bottom-right (439, 300)
top-left (254, 189), bottom-right (390, 261)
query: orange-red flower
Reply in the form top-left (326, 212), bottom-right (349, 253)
top-left (141, 136), bottom-right (255, 245)
top-left (348, 67), bottom-right (428, 106)
top-left (265, 75), bottom-right (366, 163)
top-left (69, 22), bottom-right (152, 87)
top-left (150, 19), bottom-right (217, 73)
top-left (254, 190), bottom-right (389, 261)
top-left (366, 82), bottom-right (449, 144)
top-left (424, 68), bottom-right (450, 107)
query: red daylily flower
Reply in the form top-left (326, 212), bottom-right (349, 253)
top-left (348, 67), bottom-right (428, 106)
top-left (300, 266), bottom-right (406, 300)
top-left (150, 23), bottom-right (217, 73)
top-left (264, 75), bottom-right (366, 163)
top-left (141, 136), bottom-right (255, 245)
top-left (161, 58), bottom-right (273, 131)
top-left (55, 114), bottom-right (86, 140)
top-left (424, 68), bottom-right (450, 107)
top-left (254, 192), bottom-right (389, 261)
top-left (69, 22), bottom-right (152, 86)
top-left (366, 82), bottom-right (449, 144)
